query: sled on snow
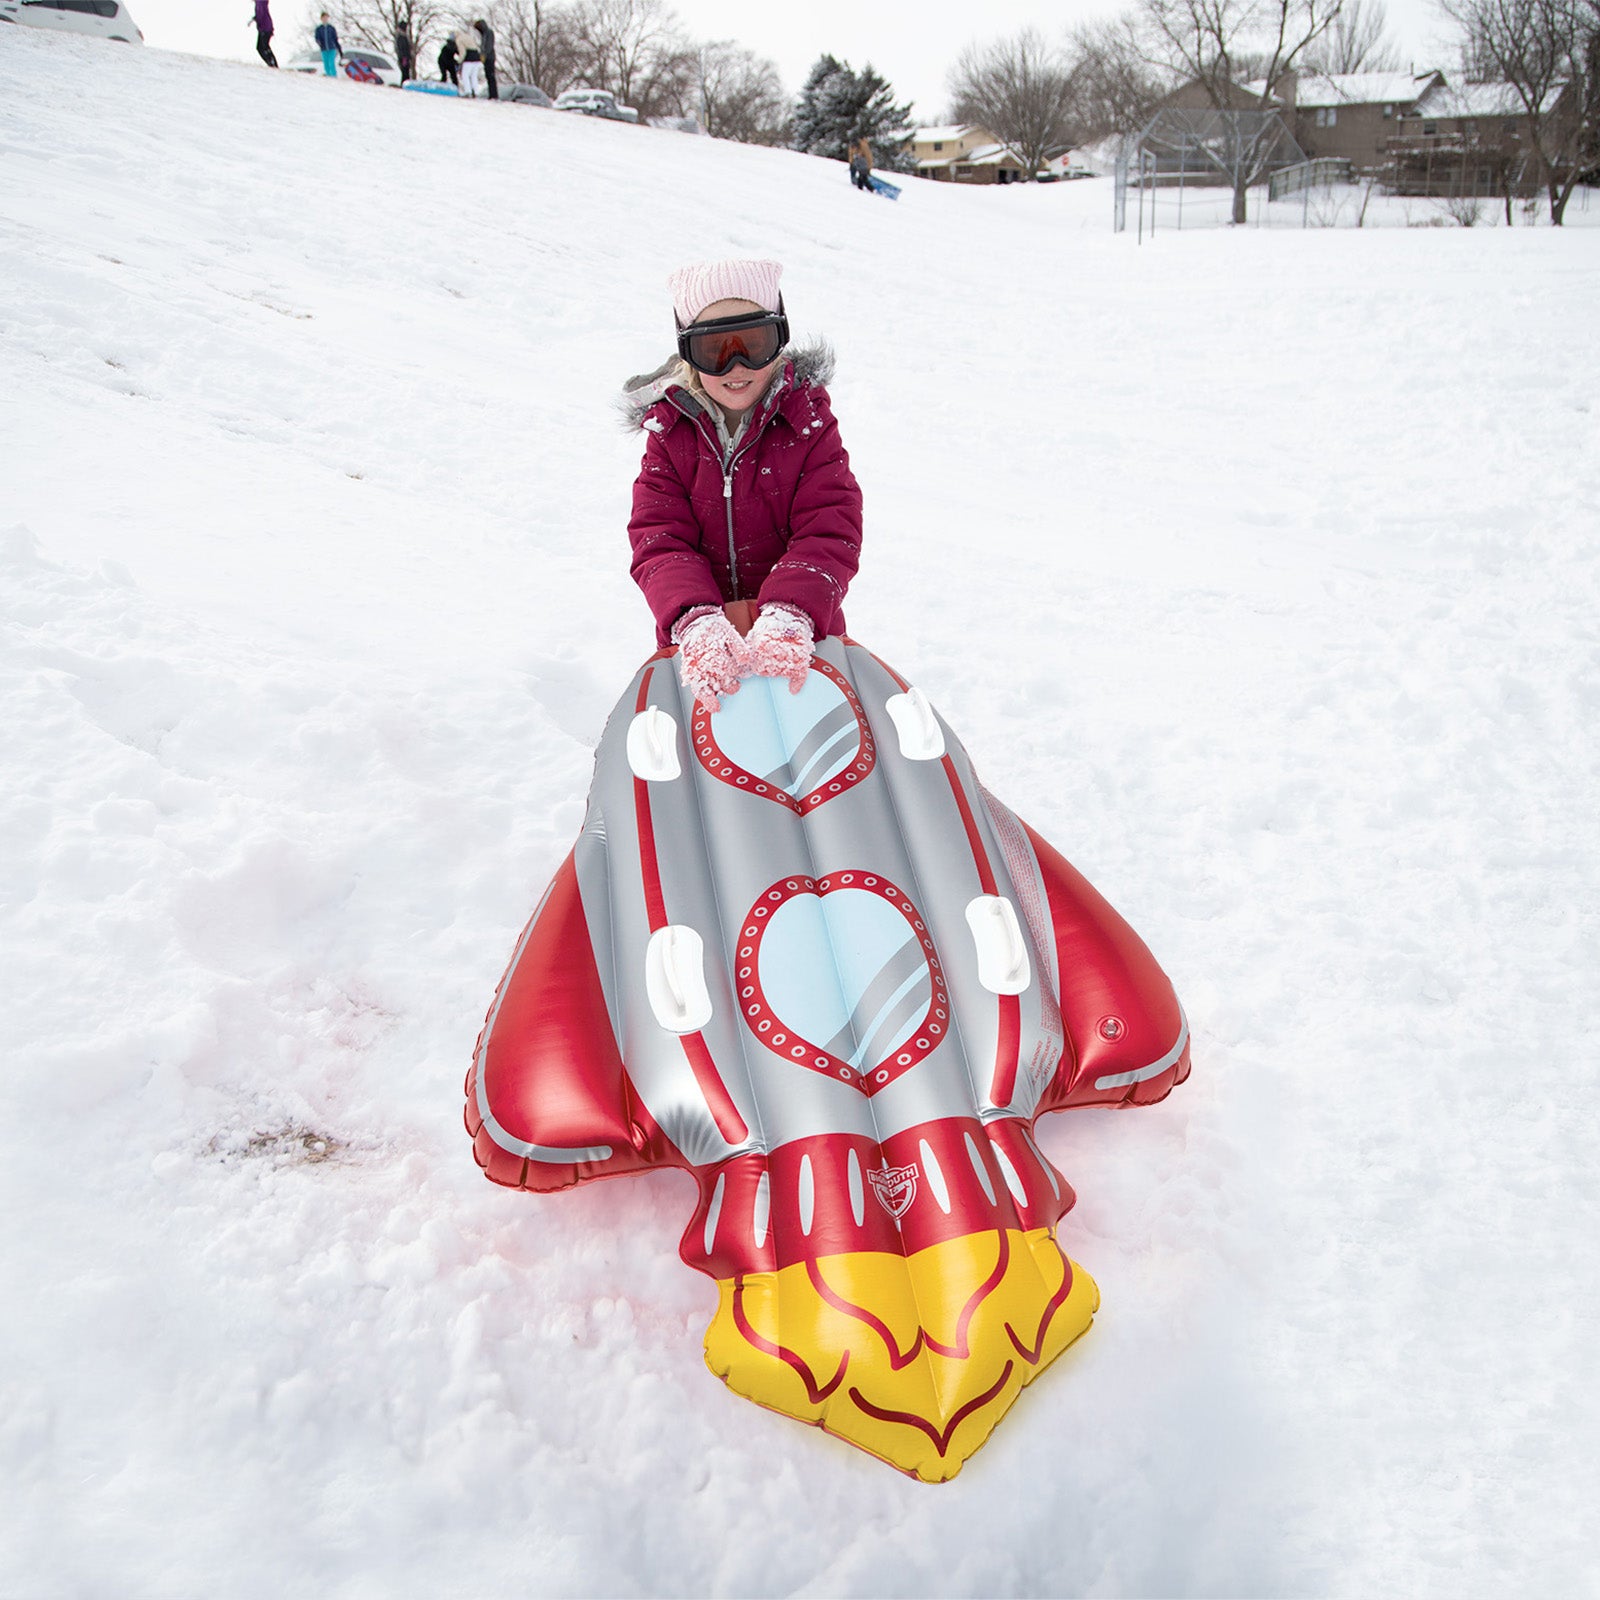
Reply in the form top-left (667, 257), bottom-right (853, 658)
top-left (465, 608), bottom-right (1189, 1481)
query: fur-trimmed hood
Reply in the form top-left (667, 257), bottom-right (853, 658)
top-left (617, 339), bottom-right (836, 432)
top-left (625, 335), bottom-right (861, 647)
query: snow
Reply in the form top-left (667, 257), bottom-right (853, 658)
top-left (913, 124), bottom-right (980, 142)
top-left (1418, 80), bottom-right (1568, 118)
top-left (4, 26), bottom-right (1599, 1598)
top-left (1289, 70), bottom-right (1439, 108)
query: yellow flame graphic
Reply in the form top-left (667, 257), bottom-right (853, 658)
top-left (704, 1227), bottom-right (1099, 1481)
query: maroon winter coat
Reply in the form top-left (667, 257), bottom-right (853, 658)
top-left (625, 345), bottom-right (863, 647)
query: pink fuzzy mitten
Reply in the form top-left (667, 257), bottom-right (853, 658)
top-left (744, 603), bottom-right (815, 694)
top-left (672, 606), bottom-right (744, 714)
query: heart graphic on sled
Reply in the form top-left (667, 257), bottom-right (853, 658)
top-left (736, 873), bottom-right (949, 1094)
top-left (691, 658), bottom-right (876, 813)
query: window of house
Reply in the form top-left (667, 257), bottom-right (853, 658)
top-left (933, 142), bottom-right (943, 152)
top-left (1383, 104), bottom-right (1395, 118)
top-left (1315, 107), bottom-right (1338, 127)
top-left (1423, 121), bottom-right (1437, 134)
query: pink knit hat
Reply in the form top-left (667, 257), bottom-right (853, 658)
top-left (668, 259), bottom-right (784, 325)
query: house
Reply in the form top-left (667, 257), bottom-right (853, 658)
top-left (1158, 77), bottom-right (1281, 113)
top-left (1136, 81), bottom-right (1300, 188)
top-left (1281, 69), bottom-right (1445, 172)
top-left (1386, 79), bottom-right (1576, 195)
top-left (909, 125), bottom-right (1028, 184)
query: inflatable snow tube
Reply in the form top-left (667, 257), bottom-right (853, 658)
top-left (466, 622), bottom-right (1189, 1481)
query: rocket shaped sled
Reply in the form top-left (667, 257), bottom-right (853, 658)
top-left (466, 623), bottom-right (1189, 1481)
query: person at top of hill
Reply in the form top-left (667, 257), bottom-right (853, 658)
top-left (437, 32), bottom-right (459, 85)
top-left (456, 23), bottom-right (483, 97)
top-left (314, 12), bottom-right (340, 75)
top-left (251, 0), bottom-right (276, 66)
top-left (393, 18), bottom-right (413, 83)
top-left (474, 18), bottom-right (498, 99)
top-left (622, 259), bottom-right (863, 714)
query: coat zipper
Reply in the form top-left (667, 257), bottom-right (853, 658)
top-left (677, 370), bottom-right (787, 604)
top-left (723, 463), bottom-right (739, 599)
top-left (708, 421), bottom-right (757, 601)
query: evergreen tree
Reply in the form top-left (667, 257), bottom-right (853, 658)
top-left (791, 54), bottom-right (845, 154)
top-left (790, 54), bottom-right (914, 169)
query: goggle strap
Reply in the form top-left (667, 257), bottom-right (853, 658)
top-left (674, 295), bottom-right (787, 334)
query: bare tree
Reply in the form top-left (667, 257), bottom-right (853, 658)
top-left (493, 0), bottom-right (586, 91)
top-left (1305, 0), bottom-right (1403, 69)
top-left (692, 41), bottom-right (790, 142)
top-left (563, 0), bottom-right (693, 115)
top-left (947, 29), bottom-right (1082, 179)
top-left (333, 0), bottom-right (452, 70)
top-left (1069, 16), bottom-right (1168, 139)
top-left (1137, 0), bottom-right (1346, 219)
top-left (630, 45), bottom-right (697, 119)
top-left (1441, 0), bottom-right (1600, 222)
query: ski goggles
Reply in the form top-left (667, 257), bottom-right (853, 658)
top-left (675, 301), bottom-right (790, 377)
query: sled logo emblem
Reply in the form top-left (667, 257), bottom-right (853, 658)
top-left (869, 1162), bottom-right (919, 1220)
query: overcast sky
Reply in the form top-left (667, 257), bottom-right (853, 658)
top-left (131, 0), bottom-right (1457, 121)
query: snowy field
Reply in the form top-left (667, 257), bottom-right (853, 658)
top-left (3, 28), bottom-right (1598, 1599)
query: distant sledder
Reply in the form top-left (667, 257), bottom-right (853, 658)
top-left (847, 135), bottom-right (900, 200)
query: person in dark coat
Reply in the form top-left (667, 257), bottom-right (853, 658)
top-left (474, 18), bottom-right (497, 99)
top-left (393, 18), bottom-right (413, 82)
top-left (314, 12), bottom-right (341, 76)
top-left (251, 0), bottom-right (276, 65)
top-left (438, 33), bottom-right (459, 85)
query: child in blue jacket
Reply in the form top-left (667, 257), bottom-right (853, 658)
top-left (314, 13), bottom-right (340, 75)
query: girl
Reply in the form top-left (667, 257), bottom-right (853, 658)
top-left (623, 259), bottom-right (863, 713)
top-left (456, 23), bottom-right (483, 97)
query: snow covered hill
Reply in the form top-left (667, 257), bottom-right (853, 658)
top-left (3, 27), bottom-right (1597, 1598)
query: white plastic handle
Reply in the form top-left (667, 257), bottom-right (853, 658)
top-left (626, 706), bottom-right (681, 781)
top-left (965, 896), bottom-right (1031, 995)
top-left (884, 687), bottom-right (945, 761)
top-left (645, 925), bottom-right (713, 1033)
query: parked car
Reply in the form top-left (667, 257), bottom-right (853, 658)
top-left (503, 82), bottom-right (553, 107)
top-left (0, 0), bottom-right (143, 43)
top-left (553, 87), bottom-right (639, 123)
top-left (284, 47), bottom-right (402, 86)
